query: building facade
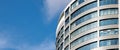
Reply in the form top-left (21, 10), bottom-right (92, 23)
top-left (56, 0), bottom-right (119, 50)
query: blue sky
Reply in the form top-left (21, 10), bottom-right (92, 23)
top-left (0, 0), bottom-right (70, 50)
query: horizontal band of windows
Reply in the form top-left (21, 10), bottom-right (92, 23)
top-left (71, 11), bottom-right (97, 29)
top-left (71, 31), bottom-right (97, 48)
top-left (100, 28), bottom-right (118, 36)
top-left (70, 18), bottom-right (118, 43)
top-left (107, 48), bottom-right (118, 50)
top-left (99, 38), bottom-right (119, 47)
top-left (100, 18), bottom-right (118, 26)
top-left (65, 0), bottom-right (96, 16)
top-left (64, 0), bottom-right (118, 18)
top-left (100, 8), bottom-right (118, 16)
top-left (99, 0), bottom-right (118, 6)
top-left (66, 0), bottom-right (84, 16)
top-left (76, 42), bottom-right (97, 50)
top-left (71, 1), bottom-right (97, 19)
top-left (71, 21), bottom-right (97, 39)
top-left (71, 0), bottom-right (85, 10)
top-left (65, 2), bottom-right (118, 28)
top-left (71, 8), bottom-right (118, 30)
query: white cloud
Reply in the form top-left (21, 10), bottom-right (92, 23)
top-left (45, 0), bottom-right (70, 21)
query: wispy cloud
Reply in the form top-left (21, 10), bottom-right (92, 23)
top-left (0, 24), bottom-right (55, 50)
top-left (0, 37), bottom-right (8, 48)
top-left (45, 0), bottom-right (70, 22)
top-left (16, 39), bottom-right (55, 50)
top-left (0, 32), bottom-right (55, 50)
top-left (33, 39), bottom-right (55, 50)
top-left (0, 33), bottom-right (16, 49)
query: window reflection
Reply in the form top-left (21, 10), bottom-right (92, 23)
top-left (100, 39), bottom-right (119, 47)
top-left (71, 1), bottom-right (97, 19)
top-left (100, 19), bottom-right (118, 26)
top-left (100, 8), bottom-right (118, 16)
top-left (76, 42), bottom-right (97, 50)
top-left (71, 32), bottom-right (97, 48)
top-left (71, 11), bottom-right (97, 29)
top-left (71, 22), bottom-right (97, 39)
top-left (100, 28), bottom-right (118, 36)
top-left (71, 1), bottom-right (79, 10)
top-left (78, 0), bottom-right (84, 4)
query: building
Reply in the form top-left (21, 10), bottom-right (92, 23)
top-left (56, 0), bottom-right (119, 50)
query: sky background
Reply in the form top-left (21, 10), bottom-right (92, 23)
top-left (0, 0), bottom-right (70, 50)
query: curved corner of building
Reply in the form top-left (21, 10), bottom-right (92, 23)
top-left (56, 0), bottom-right (119, 50)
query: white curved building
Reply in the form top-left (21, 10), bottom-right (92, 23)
top-left (56, 0), bottom-right (119, 50)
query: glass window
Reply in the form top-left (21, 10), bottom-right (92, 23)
top-left (57, 31), bottom-right (60, 38)
top-left (60, 35), bottom-right (63, 43)
top-left (71, 32), bottom-right (97, 48)
top-left (100, 39), bottom-right (119, 47)
top-left (59, 43), bottom-right (63, 50)
top-left (58, 27), bottom-right (64, 38)
top-left (100, 18), bottom-right (118, 26)
top-left (57, 39), bottom-right (60, 47)
top-left (65, 7), bottom-right (69, 16)
top-left (71, 11), bottom-right (97, 29)
top-left (65, 17), bottom-right (69, 25)
top-left (71, 1), bottom-right (97, 19)
top-left (71, 1), bottom-right (78, 10)
top-left (71, 22), bottom-right (97, 39)
top-left (64, 36), bottom-right (69, 45)
top-left (78, 0), bottom-right (84, 4)
top-left (100, 28), bottom-right (119, 36)
top-left (71, 22), bottom-right (76, 29)
top-left (65, 27), bottom-right (69, 35)
top-left (64, 46), bottom-right (69, 50)
top-left (58, 47), bottom-right (60, 50)
top-left (100, 8), bottom-right (118, 16)
top-left (100, 0), bottom-right (118, 6)
top-left (76, 42), bottom-right (97, 50)
top-left (107, 48), bottom-right (119, 50)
